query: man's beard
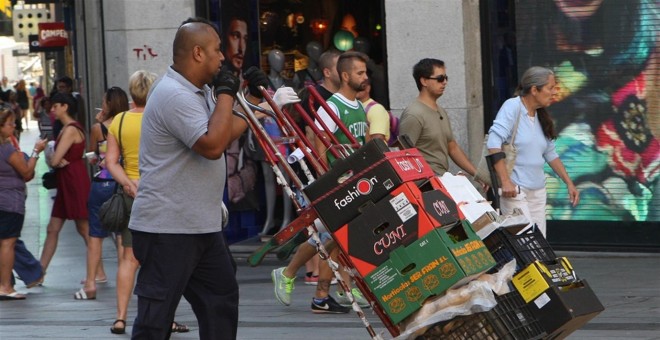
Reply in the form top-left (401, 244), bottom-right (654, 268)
top-left (349, 80), bottom-right (366, 92)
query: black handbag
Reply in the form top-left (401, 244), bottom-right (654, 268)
top-left (98, 112), bottom-right (131, 232)
top-left (42, 170), bottom-right (57, 189)
top-left (98, 185), bottom-right (133, 232)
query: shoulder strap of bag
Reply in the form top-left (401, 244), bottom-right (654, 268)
top-left (112, 112), bottom-right (127, 194)
top-left (364, 100), bottom-right (377, 114)
top-left (118, 112), bottom-right (126, 165)
top-left (510, 97), bottom-right (524, 144)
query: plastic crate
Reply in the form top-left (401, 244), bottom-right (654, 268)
top-left (418, 291), bottom-right (546, 340)
top-left (483, 226), bottom-right (556, 273)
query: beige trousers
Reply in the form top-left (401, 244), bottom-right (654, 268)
top-left (500, 186), bottom-right (547, 237)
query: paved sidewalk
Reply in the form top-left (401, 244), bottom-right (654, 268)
top-left (1, 122), bottom-right (659, 339)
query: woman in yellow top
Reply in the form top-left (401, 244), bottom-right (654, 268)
top-left (104, 71), bottom-right (188, 334)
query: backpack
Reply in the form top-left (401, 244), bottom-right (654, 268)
top-left (364, 100), bottom-right (399, 146)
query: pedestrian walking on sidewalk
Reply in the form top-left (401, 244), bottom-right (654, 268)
top-left (272, 51), bottom-right (373, 314)
top-left (127, 17), bottom-right (247, 339)
top-left (39, 93), bottom-right (96, 286)
top-left (76, 87), bottom-right (129, 301)
top-left (0, 107), bottom-right (47, 300)
top-left (15, 80), bottom-right (29, 130)
top-left (5, 133), bottom-right (45, 289)
top-left (104, 71), bottom-right (189, 335)
top-left (486, 66), bottom-right (580, 236)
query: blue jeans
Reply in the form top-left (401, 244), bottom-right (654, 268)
top-left (13, 239), bottom-right (43, 286)
top-left (87, 180), bottom-right (116, 238)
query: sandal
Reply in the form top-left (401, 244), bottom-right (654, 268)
top-left (171, 321), bottom-right (189, 333)
top-left (73, 288), bottom-right (96, 300)
top-left (26, 274), bottom-right (45, 289)
top-left (0, 291), bottom-right (27, 300)
top-left (110, 319), bottom-right (126, 334)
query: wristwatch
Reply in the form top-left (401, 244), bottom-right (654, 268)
top-left (30, 149), bottom-right (40, 159)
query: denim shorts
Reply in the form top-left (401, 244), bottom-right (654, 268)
top-left (306, 219), bottom-right (332, 246)
top-left (87, 180), bottom-right (116, 238)
top-left (0, 210), bottom-right (24, 239)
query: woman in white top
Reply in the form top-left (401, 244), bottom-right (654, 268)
top-left (487, 66), bottom-right (580, 236)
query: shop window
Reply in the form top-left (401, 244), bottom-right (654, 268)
top-left (482, 0), bottom-right (659, 248)
top-left (204, 0), bottom-right (389, 108)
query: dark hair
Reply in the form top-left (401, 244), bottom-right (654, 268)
top-left (57, 76), bottom-right (73, 88)
top-left (515, 66), bottom-right (557, 139)
top-left (51, 93), bottom-right (78, 119)
top-left (0, 107), bottom-right (15, 143)
top-left (39, 96), bottom-right (51, 108)
top-left (226, 15), bottom-right (248, 33)
top-left (105, 87), bottom-right (130, 119)
top-left (336, 51), bottom-right (368, 82)
top-left (412, 58), bottom-right (445, 91)
top-left (0, 106), bottom-right (14, 125)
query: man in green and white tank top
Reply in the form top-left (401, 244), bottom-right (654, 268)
top-left (303, 51), bottom-right (370, 312)
top-left (315, 51), bottom-right (370, 165)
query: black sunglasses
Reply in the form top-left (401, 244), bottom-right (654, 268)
top-left (427, 75), bottom-right (449, 82)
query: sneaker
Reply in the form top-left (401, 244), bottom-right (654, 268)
top-left (304, 275), bottom-right (319, 285)
top-left (272, 267), bottom-right (295, 306)
top-left (335, 288), bottom-right (370, 308)
top-left (311, 295), bottom-right (351, 314)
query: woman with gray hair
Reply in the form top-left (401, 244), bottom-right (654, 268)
top-left (486, 66), bottom-right (579, 236)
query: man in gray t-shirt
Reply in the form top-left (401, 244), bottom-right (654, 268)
top-left (400, 58), bottom-right (480, 178)
top-left (128, 18), bottom-right (246, 340)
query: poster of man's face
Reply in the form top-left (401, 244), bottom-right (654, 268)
top-left (225, 18), bottom-right (248, 72)
top-left (220, 0), bottom-right (258, 75)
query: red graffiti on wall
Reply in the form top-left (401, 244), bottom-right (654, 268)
top-left (133, 45), bottom-right (158, 60)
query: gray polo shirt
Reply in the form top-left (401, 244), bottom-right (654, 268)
top-left (129, 66), bottom-right (227, 234)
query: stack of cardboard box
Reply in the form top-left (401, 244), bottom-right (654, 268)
top-left (303, 140), bottom-right (603, 338)
top-left (303, 140), bottom-right (497, 325)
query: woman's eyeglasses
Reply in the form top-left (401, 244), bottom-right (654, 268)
top-left (427, 75), bottom-right (449, 82)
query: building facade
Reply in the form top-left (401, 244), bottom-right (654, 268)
top-left (64, 0), bottom-right (657, 250)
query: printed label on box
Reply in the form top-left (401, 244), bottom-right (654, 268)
top-left (368, 263), bottom-right (398, 290)
top-left (534, 292), bottom-right (551, 309)
top-left (390, 192), bottom-right (417, 222)
top-left (420, 189), bottom-right (459, 227)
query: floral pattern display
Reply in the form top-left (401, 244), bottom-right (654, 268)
top-left (516, 0), bottom-right (659, 223)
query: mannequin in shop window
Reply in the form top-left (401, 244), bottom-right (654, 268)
top-left (301, 41), bottom-right (323, 86)
top-left (267, 49), bottom-right (290, 89)
top-left (258, 49), bottom-right (292, 235)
